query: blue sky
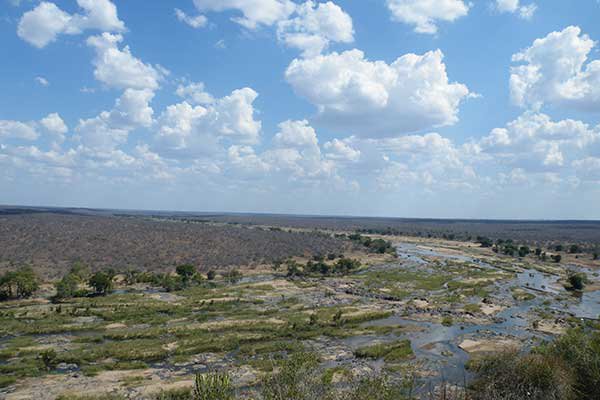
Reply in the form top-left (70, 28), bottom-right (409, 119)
top-left (1, 0), bottom-right (600, 219)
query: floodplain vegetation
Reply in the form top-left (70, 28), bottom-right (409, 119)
top-left (1, 217), bottom-right (600, 399)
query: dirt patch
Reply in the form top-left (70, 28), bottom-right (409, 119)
top-left (459, 338), bottom-right (520, 353)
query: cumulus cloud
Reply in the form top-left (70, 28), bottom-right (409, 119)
top-left (510, 26), bottom-right (600, 111)
top-left (87, 33), bottom-right (166, 91)
top-left (263, 120), bottom-right (336, 180)
top-left (0, 120), bottom-right (39, 141)
top-left (40, 113), bottom-right (68, 142)
top-left (285, 49), bottom-right (472, 137)
top-left (192, 0), bottom-right (295, 29)
top-left (175, 82), bottom-right (215, 105)
top-left (17, 0), bottom-right (125, 48)
top-left (35, 77), bottom-right (50, 87)
top-left (495, 0), bottom-right (537, 19)
top-left (155, 87), bottom-right (261, 156)
top-left (175, 8), bottom-right (208, 29)
top-left (75, 89), bottom-right (155, 151)
top-left (385, 0), bottom-right (469, 34)
top-left (277, 1), bottom-right (354, 57)
top-left (474, 112), bottom-right (600, 174)
top-left (324, 138), bottom-right (361, 162)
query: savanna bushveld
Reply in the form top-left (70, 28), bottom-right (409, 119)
top-left (1, 208), bottom-right (600, 400)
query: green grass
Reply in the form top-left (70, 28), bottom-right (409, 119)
top-left (354, 339), bottom-right (414, 362)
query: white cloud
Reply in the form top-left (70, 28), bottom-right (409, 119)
top-left (35, 77), bottom-right (50, 87)
top-left (75, 89), bottom-right (155, 151)
top-left (511, 26), bottom-right (600, 111)
top-left (285, 49), bottom-right (472, 137)
top-left (17, 0), bottom-right (125, 48)
top-left (385, 0), bottom-right (469, 34)
top-left (277, 1), bottom-right (354, 57)
top-left (273, 119), bottom-right (318, 148)
top-left (495, 0), bottom-right (537, 20)
top-left (475, 112), bottom-right (600, 173)
top-left (324, 138), bottom-right (361, 162)
top-left (175, 8), bottom-right (208, 29)
top-left (40, 112), bottom-right (68, 138)
top-left (87, 33), bottom-right (165, 91)
top-left (175, 82), bottom-right (214, 105)
top-left (0, 120), bottom-right (39, 141)
top-left (193, 0), bottom-right (295, 29)
top-left (572, 157), bottom-right (600, 181)
top-left (155, 87), bottom-right (262, 156)
top-left (263, 120), bottom-right (336, 180)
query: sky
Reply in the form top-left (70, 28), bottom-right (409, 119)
top-left (1, 0), bottom-right (600, 219)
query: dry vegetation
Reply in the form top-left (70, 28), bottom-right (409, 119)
top-left (0, 213), bottom-right (352, 277)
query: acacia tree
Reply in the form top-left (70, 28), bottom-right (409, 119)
top-left (0, 267), bottom-right (39, 300)
top-left (89, 271), bottom-right (114, 295)
top-left (176, 264), bottom-right (196, 285)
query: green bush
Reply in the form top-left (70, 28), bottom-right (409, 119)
top-left (155, 388), bottom-right (192, 400)
top-left (470, 329), bottom-right (600, 400)
top-left (566, 271), bottom-right (587, 291)
top-left (470, 351), bottom-right (575, 400)
top-left (0, 266), bottom-right (39, 300)
top-left (55, 273), bottom-right (80, 299)
top-left (39, 348), bottom-right (58, 371)
top-left (88, 272), bottom-right (114, 295)
top-left (193, 372), bottom-right (234, 400)
top-left (261, 352), bottom-right (325, 400)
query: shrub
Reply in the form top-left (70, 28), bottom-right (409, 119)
top-left (176, 264), bottom-right (196, 285)
top-left (552, 254), bottom-right (562, 263)
top-left (161, 275), bottom-right (185, 292)
top-left (193, 372), bottom-right (234, 400)
top-left (88, 272), bottom-right (114, 295)
top-left (469, 351), bottom-right (575, 400)
top-left (155, 388), bottom-right (192, 400)
top-left (223, 269), bottom-right (242, 284)
top-left (566, 271), bottom-right (587, 291)
top-left (261, 352), bottom-right (325, 400)
top-left (476, 236), bottom-right (493, 248)
top-left (39, 349), bottom-right (58, 371)
top-left (470, 329), bottom-right (600, 400)
top-left (545, 329), bottom-right (600, 400)
top-left (569, 245), bottom-right (581, 254)
top-left (55, 273), bottom-right (80, 299)
top-left (0, 266), bottom-right (39, 300)
top-left (206, 270), bottom-right (216, 281)
top-left (341, 376), bottom-right (407, 400)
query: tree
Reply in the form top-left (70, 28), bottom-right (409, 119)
top-left (535, 248), bottom-right (542, 257)
top-left (88, 271), bottom-right (113, 295)
top-left (1, 267), bottom-right (39, 300)
top-left (594, 252), bottom-right (599, 261)
top-left (569, 244), bottom-right (581, 254)
top-left (223, 269), bottom-right (242, 284)
top-left (286, 261), bottom-right (302, 278)
top-left (518, 246), bottom-right (530, 258)
top-left (206, 270), bottom-right (216, 281)
top-left (176, 264), bottom-right (196, 285)
top-left (55, 273), bottom-right (79, 299)
top-left (69, 262), bottom-right (90, 281)
top-left (39, 349), bottom-right (57, 371)
top-left (567, 271), bottom-right (587, 291)
top-left (551, 254), bottom-right (562, 264)
top-left (477, 236), bottom-right (494, 248)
